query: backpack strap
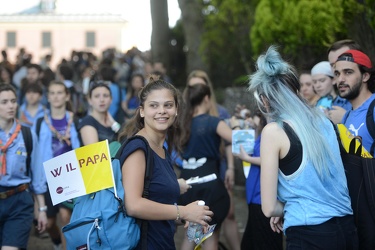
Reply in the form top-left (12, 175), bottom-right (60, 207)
top-left (115, 135), bottom-right (153, 250)
top-left (366, 98), bottom-right (375, 156)
top-left (21, 125), bottom-right (33, 175)
top-left (35, 116), bottom-right (44, 138)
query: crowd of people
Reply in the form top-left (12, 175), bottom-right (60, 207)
top-left (0, 38), bottom-right (374, 250)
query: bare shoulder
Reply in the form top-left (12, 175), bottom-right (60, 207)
top-left (262, 122), bottom-right (289, 144)
top-left (262, 122), bottom-right (284, 137)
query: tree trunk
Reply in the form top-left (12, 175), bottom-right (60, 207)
top-left (150, 0), bottom-right (170, 67)
top-left (178, 0), bottom-right (207, 73)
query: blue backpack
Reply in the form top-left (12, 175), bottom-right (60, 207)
top-left (62, 136), bottom-right (153, 250)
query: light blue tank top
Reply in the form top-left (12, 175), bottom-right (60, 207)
top-left (278, 118), bottom-right (352, 232)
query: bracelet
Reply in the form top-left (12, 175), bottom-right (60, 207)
top-left (232, 125), bottom-right (240, 130)
top-left (111, 122), bottom-right (121, 133)
top-left (38, 206), bottom-right (48, 212)
top-left (174, 203), bottom-right (180, 221)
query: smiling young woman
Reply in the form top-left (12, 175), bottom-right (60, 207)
top-left (117, 76), bottom-right (213, 249)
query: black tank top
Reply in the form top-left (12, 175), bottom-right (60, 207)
top-left (279, 122), bottom-right (303, 175)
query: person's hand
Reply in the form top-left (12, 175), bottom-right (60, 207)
top-left (178, 178), bottom-right (192, 194)
top-left (234, 145), bottom-right (249, 161)
top-left (328, 106), bottom-right (347, 124)
top-left (180, 201), bottom-right (213, 228)
top-left (270, 216), bottom-right (283, 233)
top-left (224, 168), bottom-right (234, 190)
top-left (37, 211), bottom-right (48, 233)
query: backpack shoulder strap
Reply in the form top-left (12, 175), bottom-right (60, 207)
top-left (21, 125), bottom-right (33, 175)
top-left (366, 98), bottom-right (375, 155)
top-left (35, 116), bottom-right (44, 138)
top-left (115, 135), bottom-right (154, 197)
top-left (115, 135), bottom-right (153, 250)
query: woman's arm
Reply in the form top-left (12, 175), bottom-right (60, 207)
top-left (80, 125), bottom-right (99, 145)
top-left (260, 123), bottom-right (285, 218)
top-left (224, 145), bottom-right (235, 189)
top-left (122, 149), bottom-right (213, 225)
top-left (216, 120), bottom-right (233, 143)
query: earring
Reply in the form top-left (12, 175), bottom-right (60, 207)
top-left (175, 113), bottom-right (178, 116)
top-left (140, 114), bottom-right (144, 117)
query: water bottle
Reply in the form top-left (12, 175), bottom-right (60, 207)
top-left (186, 200), bottom-right (205, 242)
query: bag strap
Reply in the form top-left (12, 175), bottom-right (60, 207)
top-left (35, 116), bottom-right (44, 138)
top-left (21, 125), bottom-right (33, 176)
top-left (366, 98), bottom-right (375, 156)
top-left (115, 135), bottom-right (153, 250)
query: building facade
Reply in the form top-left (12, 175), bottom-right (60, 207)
top-left (0, 0), bottom-right (129, 70)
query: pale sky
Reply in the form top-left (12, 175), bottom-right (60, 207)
top-left (0, 0), bottom-right (181, 51)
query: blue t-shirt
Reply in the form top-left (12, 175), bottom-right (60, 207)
top-left (127, 96), bottom-right (140, 110)
top-left (108, 83), bottom-right (126, 118)
top-left (246, 136), bottom-right (261, 205)
top-left (333, 96), bottom-right (352, 110)
top-left (343, 94), bottom-right (375, 154)
top-left (119, 138), bottom-right (180, 250)
top-left (182, 114), bottom-right (221, 160)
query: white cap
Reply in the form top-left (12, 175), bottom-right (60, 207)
top-left (311, 61), bottom-right (334, 77)
top-left (198, 200), bottom-right (205, 206)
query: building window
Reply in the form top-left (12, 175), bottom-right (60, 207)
top-left (86, 32), bottom-right (95, 47)
top-left (42, 32), bottom-right (51, 48)
top-left (6, 32), bottom-right (16, 47)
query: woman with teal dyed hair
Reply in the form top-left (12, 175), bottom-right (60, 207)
top-left (249, 46), bottom-right (358, 249)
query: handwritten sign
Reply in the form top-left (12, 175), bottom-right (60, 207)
top-left (43, 140), bottom-right (114, 205)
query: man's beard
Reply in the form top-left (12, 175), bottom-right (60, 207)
top-left (339, 80), bottom-right (362, 100)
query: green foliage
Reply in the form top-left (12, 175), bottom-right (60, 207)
top-left (200, 0), bottom-right (258, 87)
top-left (364, 0), bottom-right (375, 28)
top-left (250, 0), bottom-right (360, 57)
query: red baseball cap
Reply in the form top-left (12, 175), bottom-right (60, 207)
top-left (336, 49), bottom-right (373, 69)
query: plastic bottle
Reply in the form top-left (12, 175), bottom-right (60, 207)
top-left (186, 200), bottom-right (205, 242)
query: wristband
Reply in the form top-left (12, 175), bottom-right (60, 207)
top-left (111, 122), bottom-right (121, 133)
top-left (38, 206), bottom-right (48, 212)
top-left (174, 203), bottom-right (180, 221)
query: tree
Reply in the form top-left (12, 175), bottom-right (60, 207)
top-left (201, 0), bottom-right (258, 87)
top-left (150, 0), bottom-right (170, 67)
top-left (346, 0), bottom-right (375, 61)
top-left (250, 0), bottom-right (360, 70)
top-left (178, 0), bottom-right (207, 73)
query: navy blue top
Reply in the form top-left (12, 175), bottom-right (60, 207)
top-left (77, 115), bottom-right (116, 144)
top-left (119, 138), bottom-right (180, 250)
top-left (182, 114), bottom-right (221, 160)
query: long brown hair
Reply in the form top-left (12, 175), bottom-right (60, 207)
top-left (180, 84), bottom-right (211, 147)
top-left (185, 70), bottom-right (219, 117)
top-left (118, 75), bottom-right (183, 154)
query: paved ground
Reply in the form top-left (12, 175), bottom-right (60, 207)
top-left (27, 186), bottom-right (247, 250)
